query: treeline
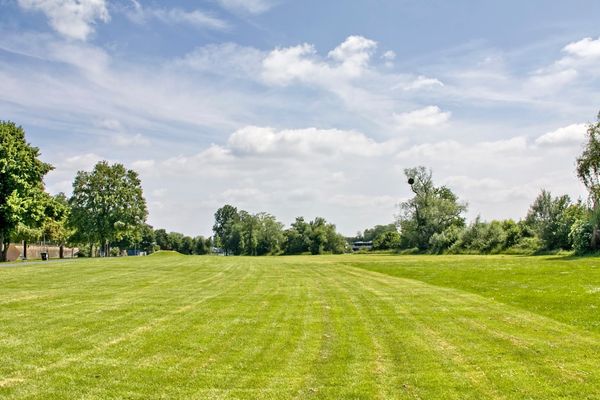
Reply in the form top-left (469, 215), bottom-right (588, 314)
top-left (3, 111), bottom-right (600, 260)
top-left (212, 205), bottom-right (347, 255)
top-left (389, 111), bottom-right (600, 255)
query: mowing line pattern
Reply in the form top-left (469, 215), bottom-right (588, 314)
top-left (0, 254), bottom-right (599, 399)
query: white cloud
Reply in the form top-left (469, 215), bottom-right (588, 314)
top-left (131, 159), bottom-right (155, 171)
top-left (262, 35), bottom-right (377, 85)
top-left (227, 126), bottom-right (394, 157)
top-left (113, 133), bottom-right (151, 147)
top-left (173, 43), bottom-right (265, 78)
top-left (217, 0), bottom-right (275, 14)
top-left (17, 0), bottom-right (109, 40)
top-left (327, 35), bottom-right (377, 77)
top-left (402, 75), bottom-right (444, 91)
top-left (126, 2), bottom-right (228, 30)
top-left (535, 123), bottom-right (587, 146)
top-left (382, 50), bottom-right (396, 61)
top-left (529, 68), bottom-right (578, 92)
top-left (563, 37), bottom-right (600, 59)
top-left (393, 106), bottom-right (451, 130)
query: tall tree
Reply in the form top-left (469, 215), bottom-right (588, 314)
top-left (576, 111), bottom-right (600, 248)
top-left (525, 190), bottom-right (578, 250)
top-left (213, 204), bottom-right (240, 255)
top-left (43, 193), bottom-right (72, 258)
top-left (0, 121), bottom-right (53, 261)
top-left (397, 166), bottom-right (467, 251)
top-left (69, 161), bottom-right (147, 256)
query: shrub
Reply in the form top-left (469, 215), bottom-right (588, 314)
top-left (570, 218), bottom-right (594, 254)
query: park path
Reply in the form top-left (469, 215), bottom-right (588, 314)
top-left (0, 255), bottom-right (599, 399)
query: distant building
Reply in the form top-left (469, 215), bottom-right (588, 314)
top-left (352, 241), bottom-right (373, 251)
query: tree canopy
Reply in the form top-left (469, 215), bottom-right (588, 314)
top-left (397, 166), bottom-right (467, 251)
top-left (0, 121), bottom-right (53, 261)
top-left (69, 161), bottom-right (148, 256)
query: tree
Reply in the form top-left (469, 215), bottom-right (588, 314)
top-left (397, 166), bottom-right (467, 251)
top-left (179, 236), bottom-right (194, 255)
top-left (373, 231), bottom-right (401, 250)
top-left (69, 161), bottom-right (147, 257)
top-left (255, 213), bottom-right (284, 255)
top-left (576, 111), bottom-right (600, 248)
top-left (193, 236), bottom-right (210, 255)
top-left (213, 205), bottom-right (240, 255)
top-left (43, 193), bottom-right (72, 258)
top-left (284, 217), bottom-right (311, 254)
top-left (0, 121), bottom-right (53, 261)
top-left (525, 190), bottom-right (578, 250)
top-left (155, 229), bottom-right (170, 250)
top-left (167, 232), bottom-right (184, 252)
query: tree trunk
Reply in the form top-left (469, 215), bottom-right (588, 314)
top-left (592, 226), bottom-right (600, 250)
top-left (23, 240), bottom-right (27, 260)
top-left (0, 232), bottom-right (6, 262)
top-left (59, 244), bottom-right (64, 259)
top-left (89, 243), bottom-right (94, 258)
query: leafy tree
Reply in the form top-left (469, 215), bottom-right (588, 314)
top-left (167, 232), bottom-right (184, 252)
top-left (0, 121), bottom-right (53, 261)
top-left (373, 230), bottom-right (401, 250)
top-left (525, 190), bottom-right (577, 250)
top-left (179, 236), bottom-right (194, 255)
top-left (154, 229), bottom-right (170, 250)
top-left (43, 193), bottom-right (72, 258)
top-left (193, 236), bottom-right (210, 255)
top-left (397, 166), bottom-right (467, 251)
top-left (309, 217), bottom-right (328, 255)
top-left (213, 205), bottom-right (240, 255)
top-left (255, 213), bottom-right (284, 255)
top-left (362, 224), bottom-right (397, 242)
top-left (576, 111), bottom-right (600, 248)
top-left (69, 161), bottom-right (147, 257)
top-left (284, 217), bottom-right (312, 254)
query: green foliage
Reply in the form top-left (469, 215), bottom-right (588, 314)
top-left (397, 166), bottom-right (467, 251)
top-left (0, 121), bottom-right (53, 260)
top-left (525, 190), bottom-right (581, 250)
top-left (69, 161), bottom-right (147, 255)
top-left (284, 217), bottom-right (311, 254)
top-left (361, 224), bottom-right (397, 242)
top-left (373, 230), bottom-right (401, 250)
top-left (193, 236), bottom-right (211, 255)
top-left (213, 204), bottom-right (241, 255)
top-left (154, 229), bottom-right (170, 250)
top-left (569, 218), bottom-right (594, 254)
top-left (576, 112), bottom-right (600, 204)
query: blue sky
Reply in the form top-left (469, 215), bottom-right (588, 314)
top-left (1, 0), bottom-right (600, 236)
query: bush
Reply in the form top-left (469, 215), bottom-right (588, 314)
top-left (429, 225), bottom-right (463, 254)
top-left (506, 236), bottom-right (544, 254)
top-left (570, 219), bottom-right (594, 254)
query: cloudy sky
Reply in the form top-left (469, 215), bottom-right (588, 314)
top-left (1, 0), bottom-right (600, 237)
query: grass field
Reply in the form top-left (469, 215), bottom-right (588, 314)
top-left (1, 253), bottom-right (599, 399)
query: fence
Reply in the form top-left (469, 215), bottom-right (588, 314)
top-left (6, 244), bottom-right (79, 262)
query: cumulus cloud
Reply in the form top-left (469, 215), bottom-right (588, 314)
top-left (535, 123), bottom-right (587, 146)
top-left (227, 126), bottom-right (394, 157)
top-left (17, 0), bottom-right (109, 40)
top-left (262, 35), bottom-right (377, 85)
top-left (393, 106), bottom-right (451, 130)
top-left (563, 37), bottom-right (600, 59)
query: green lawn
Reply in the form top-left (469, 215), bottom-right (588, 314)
top-left (0, 253), bottom-right (599, 399)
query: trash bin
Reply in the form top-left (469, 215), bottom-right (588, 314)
top-left (41, 252), bottom-right (48, 261)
